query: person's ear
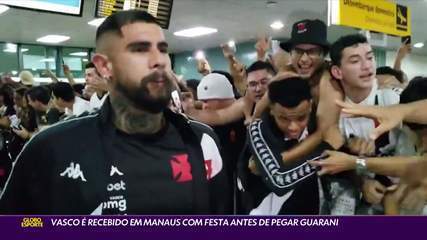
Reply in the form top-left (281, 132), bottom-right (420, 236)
top-left (92, 53), bottom-right (112, 80)
top-left (330, 65), bottom-right (343, 80)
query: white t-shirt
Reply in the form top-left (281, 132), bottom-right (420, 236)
top-left (65, 96), bottom-right (91, 116)
top-left (339, 81), bottom-right (400, 143)
top-left (89, 92), bottom-right (108, 111)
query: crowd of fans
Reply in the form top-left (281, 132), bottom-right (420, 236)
top-left (0, 11), bottom-right (426, 215)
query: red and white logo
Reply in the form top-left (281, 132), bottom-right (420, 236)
top-left (200, 134), bottom-right (223, 180)
top-left (297, 22), bottom-right (307, 34)
top-left (169, 134), bottom-right (223, 182)
top-left (170, 154), bottom-right (192, 182)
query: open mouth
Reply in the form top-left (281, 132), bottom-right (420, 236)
top-left (298, 64), bottom-right (312, 73)
top-left (359, 72), bottom-right (374, 79)
top-left (255, 94), bottom-right (263, 100)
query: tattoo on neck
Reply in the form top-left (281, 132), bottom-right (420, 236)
top-left (110, 95), bottom-right (164, 135)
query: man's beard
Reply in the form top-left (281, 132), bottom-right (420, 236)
top-left (115, 70), bottom-right (174, 113)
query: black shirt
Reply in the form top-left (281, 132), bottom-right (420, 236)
top-left (109, 123), bottom-right (194, 214)
top-left (0, 100), bottom-right (231, 214)
top-left (46, 107), bottom-right (65, 125)
top-left (238, 113), bottom-right (320, 215)
top-left (213, 119), bottom-right (246, 176)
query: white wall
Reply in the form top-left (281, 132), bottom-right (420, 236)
top-left (385, 51), bottom-right (427, 80)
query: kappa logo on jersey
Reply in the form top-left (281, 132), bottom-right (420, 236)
top-left (60, 162), bottom-right (87, 182)
top-left (110, 165), bottom-right (124, 176)
top-left (170, 154), bottom-right (192, 182)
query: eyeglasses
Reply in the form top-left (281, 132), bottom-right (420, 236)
top-left (291, 47), bottom-right (322, 58)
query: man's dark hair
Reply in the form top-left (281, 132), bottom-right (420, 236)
top-left (186, 79), bottom-right (200, 91)
top-left (330, 34), bottom-right (368, 66)
top-left (0, 87), bottom-right (13, 107)
top-left (96, 10), bottom-right (159, 42)
top-left (26, 86), bottom-right (51, 105)
top-left (85, 62), bottom-right (96, 69)
top-left (52, 82), bottom-right (75, 102)
top-left (268, 77), bottom-right (312, 108)
top-left (400, 76), bottom-right (427, 130)
top-left (376, 66), bottom-right (405, 83)
top-left (72, 83), bottom-right (85, 96)
top-left (246, 61), bottom-right (276, 76)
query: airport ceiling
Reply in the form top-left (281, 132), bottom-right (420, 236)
top-left (0, 0), bottom-right (426, 54)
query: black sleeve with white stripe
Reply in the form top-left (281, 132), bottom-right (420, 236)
top-left (248, 120), bottom-right (331, 196)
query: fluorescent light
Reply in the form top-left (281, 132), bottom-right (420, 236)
top-left (3, 43), bottom-right (17, 53)
top-left (174, 27), bottom-right (218, 37)
top-left (37, 35), bottom-right (70, 44)
top-left (270, 21), bottom-right (284, 30)
top-left (0, 5), bottom-right (9, 15)
top-left (5, 43), bottom-right (16, 49)
top-left (228, 40), bottom-right (235, 48)
top-left (21, 48), bottom-right (29, 52)
top-left (195, 51), bottom-right (205, 60)
top-left (414, 42), bottom-right (424, 48)
top-left (3, 49), bottom-right (16, 53)
top-left (88, 18), bottom-right (106, 27)
top-left (40, 58), bottom-right (55, 62)
top-left (82, 58), bottom-right (88, 62)
top-left (70, 52), bottom-right (87, 57)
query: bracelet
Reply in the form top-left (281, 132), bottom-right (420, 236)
top-left (356, 158), bottom-right (367, 176)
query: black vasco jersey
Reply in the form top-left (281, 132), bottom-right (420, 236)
top-left (0, 100), bottom-right (231, 214)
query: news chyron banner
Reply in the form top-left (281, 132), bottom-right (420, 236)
top-left (0, 216), bottom-right (424, 240)
top-left (96, 0), bottom-right (173, 29)
top-left (328, 0), bottom-right (410, 36)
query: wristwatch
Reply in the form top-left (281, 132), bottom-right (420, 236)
top-left (355, 158), bottom-right (367, 175)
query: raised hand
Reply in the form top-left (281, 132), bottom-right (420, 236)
top-left (336, 100), bottom-right (402, 140)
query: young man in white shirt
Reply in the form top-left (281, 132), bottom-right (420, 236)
top-left (328, 34), bottom-right (400, 214)
top-left (84, 62), bottom-right (108, 110)
top-left (52, 82), bottom-right (91, 116)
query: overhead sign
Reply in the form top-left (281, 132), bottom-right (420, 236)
top-left (96, 0), bottom-right (173, 29)
top-left (328, 0), bottom-right (410, 36)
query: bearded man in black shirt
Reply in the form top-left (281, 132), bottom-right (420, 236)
top-left (0, 10), bottom-right (230, 215)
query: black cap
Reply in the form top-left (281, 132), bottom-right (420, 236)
top-left (280, 19), bottom-right (330, 53)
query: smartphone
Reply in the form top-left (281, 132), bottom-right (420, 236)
top-left (401, 35), bottom-right (411, 44)
top-left (171, 90), bottom-right (183, 113)
top-left (9, 115), bottom-right (21, 129)
top-left (12, 125), bottom-right (22, 130)
top-left (307, 155), bottom-right (327, 171)
top-left (308, 155), bottom-right (327, 162)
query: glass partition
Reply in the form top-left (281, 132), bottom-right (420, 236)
top-left (21, 44), bottom-right (57, 78)
top-left (0, 43), bottom-right (19, 77)
top-left (61, 47), bottom-right (89, 78)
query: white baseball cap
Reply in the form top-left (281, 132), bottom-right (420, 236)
top-left (197, 73), bottom-right (235, 100)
